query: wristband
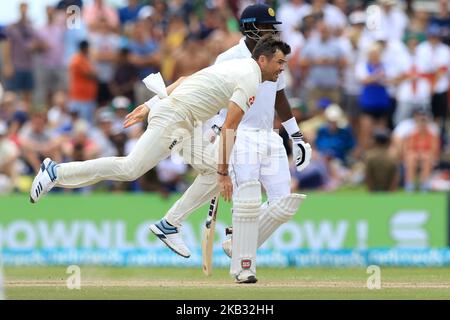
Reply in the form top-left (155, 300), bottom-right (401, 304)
top-left (217, 171), bottom-right (228, 176)
top-left (281, 117), bottom-right (301, 137)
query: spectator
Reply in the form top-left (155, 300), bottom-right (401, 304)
top-left (18, 111), bottom-right (62, 173)
top-left (0, 91), bottom-right (29, 141)
top-left (34, 6), bottom-right (66, 106)
top-left (2, 2), bottom-right (44, 107)
top-left (90, 109), bottom-right (118, 158)
top-left (109, 48), bottom-right (139, 104)
top-left (128, 20), bottom-right (161, 103)
top-left (118, 0), bottom-right (143, 27)
top-left (308, 0), bottom-right (348, 34)
top-left (83, 0), bottom-right (119, 32)
top-left (88, 17), bottom-right (120, 106)
top-left (278, 0), bottom-right (311, 45)
top-left (47, 91), bottom-right (71, 131)
top-left (300, 20), bottom-right (346, 113)
top-left (340, 18), bottom-right (365, 137)
top-left (0, 120), bottom-right (20, 194)
top-left (161, 14), bottom-right (188, 82)
top-left (290, 149), bottom-right (331, 191)
top-left (416, 25), bottom-right (450, 143)
top-left (62, 120), bottom-right (99, 163)
top-left (376, 0), bottom-right (409, 42)
top-left (394, 32), bottom-right (432, 125)
top-left (110, 96), bottom-right (131, 135)
top-left (315, 104), bottom-right (355, 165)
top-left (364, 129), bottom-right (399, 192)
top-left (429, 0), bottom-right (450, 46)
top-left (403, 107), bottom-right (440, 192)
top-left (356, 43), bottom-right (391, 152)
top-left (68, 40), bottom-right (98, 124)
top-left (172, 34), bottom-right (212, 81)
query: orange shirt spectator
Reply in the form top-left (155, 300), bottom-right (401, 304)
top-left (69, 52), bottom-right (97, 102)
top-left (404, 127), bottom-right (440, 157)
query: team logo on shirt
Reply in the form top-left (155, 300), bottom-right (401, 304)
top-left (268, 8), bottom-right (275, 17)
top-left (248, 96), bottom-right (255, 106)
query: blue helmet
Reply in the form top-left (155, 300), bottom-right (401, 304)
top-left (239, 4), bottom-right (281, 40)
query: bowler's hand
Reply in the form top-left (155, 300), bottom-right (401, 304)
top-left (218, 174), bottom-right (233, 202)
top-left (123, 104), bottom-right (149, 128)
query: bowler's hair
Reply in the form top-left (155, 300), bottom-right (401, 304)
top-left (251, 34), bottom-right (291, 60)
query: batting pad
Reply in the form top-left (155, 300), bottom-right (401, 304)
top-left (230, 180), bottom-right (261, 276)
top-left (258, 193), bottom-right (306, 247)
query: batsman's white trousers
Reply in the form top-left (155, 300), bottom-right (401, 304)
top-left (165, 129), bottom-right (291, 226)
top-left (55, 99), bottom-right (216, 189)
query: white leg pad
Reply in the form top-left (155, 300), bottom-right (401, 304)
top-left (230, 180), bottom-right (261, 277)
top-left (258, 193), bottom-right (306, 247)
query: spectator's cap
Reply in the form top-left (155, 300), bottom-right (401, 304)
top-left (289, 97), bottom-right (302, 109)
top-left (138, 5), bottom-right (154, 20)
top-left (426, 24), bottom-right (442, 38)
top-left (317, 97), bottom-right (331, 109)
top-left (98, 110), bottom-right (115, 123)
top-left (377, 0), bottom-right (397, 6)
top-left (324, 104), bottom-right (344, 123)
top-left (0, 120), bottom-right (7, 136)
top-left (349, 11), bottom-right (366, 25)
top-left (73, 120), bottom-right (89, 135)
top-left (403, 31), bottom-right (424, 43)
top-left (372, 128), bottom-right (391, 144)
top-left (373, 30), bottom-right (388, 42)
top-left (112, 96), bottom-right (131, 110)
top-left (240, 4), bottom-right (281, 25)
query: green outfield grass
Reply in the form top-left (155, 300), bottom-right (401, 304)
top-left (4, 266), bottom-right (450, 300)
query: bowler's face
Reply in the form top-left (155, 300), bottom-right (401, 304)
top-left (264, 49), bottom-right (286, 82)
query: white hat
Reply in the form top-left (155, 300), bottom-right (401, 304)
top-left (349, 11), bottom-right (366, 25)
top-left (0, 120), bottom-right (7, 135)
top-left (112, 96), bottom-right (131, 109)
top-left (138, 5), bottom-right (154, 20)
top-left (324, 104), bottom-right (348, 127)
top-left (98, 110), bottom-right (115, 123)
top-left (325, 104), bottom-right (343, 122)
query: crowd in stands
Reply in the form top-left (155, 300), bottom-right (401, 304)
top-left (0, 0), bottom-right (449, 196)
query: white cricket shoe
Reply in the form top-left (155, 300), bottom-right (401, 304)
top-left (149, 219), bottom-right (191, 258)
top-left (222, 238), bottom-right (232, 258)
top-left (30, 158), bottom-right (58, 204)
top-left (235, 270), bottom-right (257, 284)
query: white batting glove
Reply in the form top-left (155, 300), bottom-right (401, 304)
top-left (291, 132), bottom-right (312, 172)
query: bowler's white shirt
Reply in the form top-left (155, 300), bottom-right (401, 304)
top-left (170, 57), bottom-right (261, 123)
top-left (208, 37), bottom-right (286, 131)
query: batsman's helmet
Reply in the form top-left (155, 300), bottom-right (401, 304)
top-left (239, 3), bottom-right (281, 40)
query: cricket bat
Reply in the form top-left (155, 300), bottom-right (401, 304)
top-left (202, 196), bottom-right (219, 276)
